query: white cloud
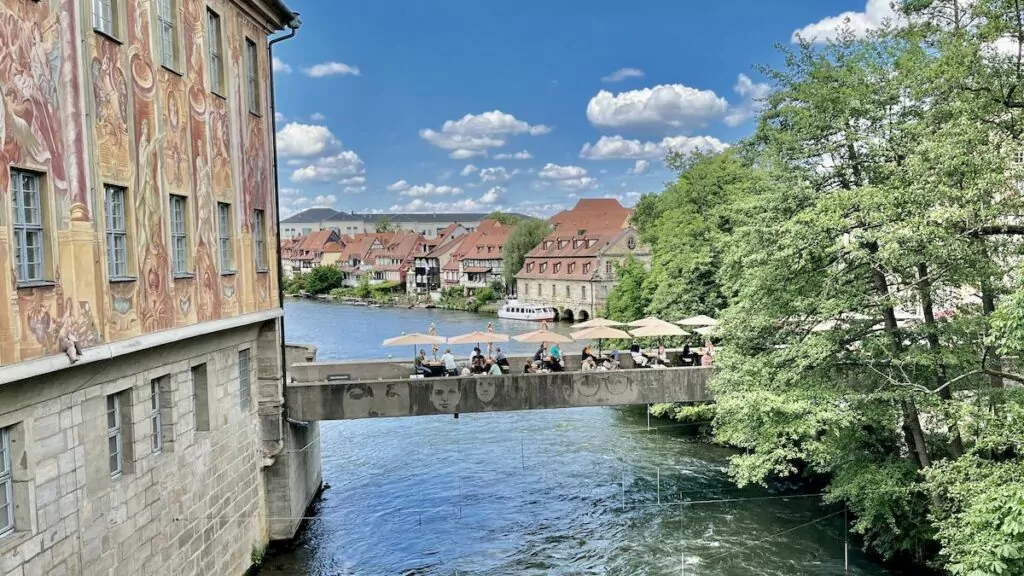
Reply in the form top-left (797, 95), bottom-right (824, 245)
top-left (460, 164), bottom-right (479, 176)
top-left (420, 110), bottom-right (550, 153)
top-left (341, 176), bottom-right (365, 186)
top-left (512, 201), bottom-right (566, 219)
top-left (303, 61), bottom-right (361, 77)
top-left (387, 180), bottom-right (411, 192)
top-left (311, 194), bottom-right (337, 207)
top-left (280, 187), bottom-right (301, 197)
top-left (539, 163), bottom-right (588, 179)
top-left (398, 183), bottom-right (464, 197)
top-left (792, 0), bottom-right (900, 44)
top-left (285, 159), bottom-right (304, 167)
top-left (310, 112), bottom-right (326, 122)
top-left (628, 160), bottom-right (650, 175)
top-left (449, 148), bottom-right (488, 159)
top-left (494, 150), bottom-right (533, 160)
top-left (275, 111), bottom-right (285, 123)
top-left (587, 84), bottom-right (728, 129)
top-left (480, 186), bottom-right (504, 205)
top-left (479, 166), bottom-right (518, 182)
top-left (579, 134), bottom-right (729, 160)
top-left (343, 186), bottom-right (366, 194)
top-left (557, 177), bottom-right (598, 191)
top-left (290, 151), bottom-right (364, 183)
top-left (724, 73), bottom-right (771, 127)
top-left (602, 67), bottom-right (644, 83)
top-left (276, 122), bottom-right (340, 157)
top-left (389, 192), bottom-right (494, 213)
top-left (272, 57), bottom-right (291, 74)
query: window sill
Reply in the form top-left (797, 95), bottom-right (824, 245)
top-left (109, 276), bottom-right (138, 284)
top-left (172, 272), bottom-right (196, 280)
top-left (248, 109), bottom-right (263, 119)
top-left (221, 270), bottom-right (238, 276)
top-left (0, 529), bottom-right (32, 556)
top-left (161, 64), bottom-right (183, 78)
top-left (16, 280), bottom-right (56, 290)
top-left (211, 90), bottom-right (227, 101)
top-left (93, 28), bottom-right (123, 45)
top-left (256, 268), bottom-right (270, 274)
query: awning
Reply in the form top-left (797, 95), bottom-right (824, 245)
top-left (463, 266), bottom-right (493, 273)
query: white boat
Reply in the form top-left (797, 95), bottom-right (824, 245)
top-left (497, 300), bottom-right (557, 322)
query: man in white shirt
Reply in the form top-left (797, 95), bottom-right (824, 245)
top-left (441, 348), bottom-right (458, 376)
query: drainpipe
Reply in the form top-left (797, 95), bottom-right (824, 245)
top-left (269, 15), bottom-right (301, 394)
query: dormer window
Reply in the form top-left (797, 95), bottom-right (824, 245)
top-left (553, 263), bottom-right (561, 273)
top-left (527, 262), bottom-right (534, 272)
top-left (540, 263), bottom-right (547, 273)
top-left (587, 239), bottom-right (597, 248)
top-left (558, 240), bottom-right (568, 249)
top-left (568, 262), bottom-right (575, 274)
top-left (573, 239), bottom-right (583, 249)
top-left (543, 240), bottom-right (553, 250)
top-left (583, 263), bottom-right (590, 274)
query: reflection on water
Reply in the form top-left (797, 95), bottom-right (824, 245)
top-left (262, 301), bottom-right (896, 575)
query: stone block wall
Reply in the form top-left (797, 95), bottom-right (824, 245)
top-left (0, 321), bottom-right (274, 576)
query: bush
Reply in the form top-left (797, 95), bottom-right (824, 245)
top-left (284, 273), bottom-right (307, 295)
top-left (305, 265), bottom-right (344, 295)
top-left (474, 286), bottom-right (497, 305)
top-left (354, 275), bottom-right (372, 299)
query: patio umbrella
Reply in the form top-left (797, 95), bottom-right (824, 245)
top-left (514, 321), bottom-right (574, 344)
top-left (677, 314), bottom-right (718, 327)
top-left (572, 317), bottom-right (625, 329)
top-left (570, 325), bottom-right (633, 356)
top-left (447, 329), bottom-right (510, 357)
top-left (628, 316), bottom-right (672, 328)
top-left (382, 332), bottom-right (448, 363)
top-left (629, 322), bottom-right (690, 338)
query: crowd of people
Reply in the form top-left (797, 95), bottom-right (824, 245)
top-left (412, 340), bottom-right (716, 378)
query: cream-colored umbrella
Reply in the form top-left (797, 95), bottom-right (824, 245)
top-left (382, 332), bottom-right (448, 363)
top-left (629, 322), bottom-right (690, 338)
top-left (571, 325), bottom-right (633, 356)
top-left (514, 321), bottom-right (574, 344)
top-left (447, 330), bottom-right (510, 345)
top-left (677, 314), bottom-right (718, 327)
top-left (628, 316), bottom-right (673, 328)
top-left (572, 317), bottom-right (625, 329)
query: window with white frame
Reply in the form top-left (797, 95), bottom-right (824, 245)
top-left (245, 38), bottom-right (260, 114)
top-left (254, 209), bottom-right (267, 271)
top-left (11, 170), bottom-right (46, 284)
top-left (150, 379), bottom-right (162, 453)
top-left (156, 0), bottom-right (177, 69)
top-left (238, 349), bottom-right (251, 410)
top-left (0, 426), bottom-right (12, 536)
top-left (606, 261), bottom-right (613, 277)
top-left (92, 0), bottom-right (118, 37)
top-left (170, 195), bottom-right (189, 275)
top-left (206, 8), bottom-right (224, 95)
top-left (107, 393), bottom-right (124, 477)
top-left (217, 202), bottom-right (233, 271)
top-left (105, 185), bottom-right (129, 279)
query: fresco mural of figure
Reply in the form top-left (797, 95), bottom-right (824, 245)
top-left (342, 383), bottom-right (376, 419)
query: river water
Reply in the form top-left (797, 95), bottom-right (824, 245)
top-left (261, 299), bottom-right (898, 575)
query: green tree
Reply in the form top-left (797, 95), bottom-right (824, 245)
top-left (603, 256), bottom-right (650, 322)
top-left (375, 217), bottom-right (394, 233)
top-left (354, 274), bottom-right (372, 299)
top-left (503, 218), bottom-right (551, 291)
top-left (486, 212), bottom-right (525, 226)
top-left (304, 266), bottom-right (344, 295)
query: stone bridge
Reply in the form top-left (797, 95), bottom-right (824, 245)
top-left (285, 354), bottom-right (714, 420)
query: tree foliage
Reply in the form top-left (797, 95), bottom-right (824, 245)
top-left (635, 4), bottom-right (1024, 573)
top-left (503, 219), bottom-right (552, 290)
top-left (375, 217), bottom-right (394, 233)
top-left (603, 256), bottom-right (650, 322)
top-left (486, 211), bottom-right (525, 226)
top-left (304, 265), bottom-right (344, 295)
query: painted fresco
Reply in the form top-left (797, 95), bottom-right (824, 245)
top-left (0, 0), bottom-right (282, 368)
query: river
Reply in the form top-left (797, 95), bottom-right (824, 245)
top-left (261, 299), bottom-right (899, 575)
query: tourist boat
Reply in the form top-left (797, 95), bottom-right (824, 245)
top-left (497, 300), bottom-right (557, 321)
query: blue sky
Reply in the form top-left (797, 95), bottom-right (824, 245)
top-left (270, 0), bottom-right (895, 218)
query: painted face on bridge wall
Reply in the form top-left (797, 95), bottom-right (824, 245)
top-left (475, 379), bottom-right (496, 405)
top-left (430, 381), bottom-right (460, 412)
top-left (374, 383), bottom-right (407, 416)
top-left (343, 384), bottom-right (376, 418)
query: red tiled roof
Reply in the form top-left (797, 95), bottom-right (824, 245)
top-left (426, 234), bottom-right (466, 259)
top-left (450, 219), bottom-right (511, 261)
top-left (523, 229), bottom-right (624, 259)
top-left (549, 198), bottom-right (632, 232)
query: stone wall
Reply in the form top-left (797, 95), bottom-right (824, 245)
top-left (519, 278), bottom-right (611, 320)
top-left (0, 321), bottom-right (274, 576)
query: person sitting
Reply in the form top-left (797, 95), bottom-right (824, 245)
top-left (460, 363), bottom-right (472, 376)
top-left (657, 343), bottom-right (669, 365)
top-left (581, 356), bottom-right (597, 371)
top-left (415, 349), bottom-right (432, 377)
top-left (471, 347), bottom-right (487, 374)
top-left (701, 348), bottom-right (713, 366)
top-left (523, 361), bottom-right (536, 374)
top-left (543, 343), bottom-right (563, 372)
top-left (630, 345), bottom-right (649, 367)
top-left (494, 347), bottom-right (509, 369)
top-left (582, 344), bottom-right (597, 364)
top-left (489, 361), bottom-right (503, 376)
top-left (441, 348), bottom-right (458, 376)
top-left (533, 343), bottom-right (546, 363)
